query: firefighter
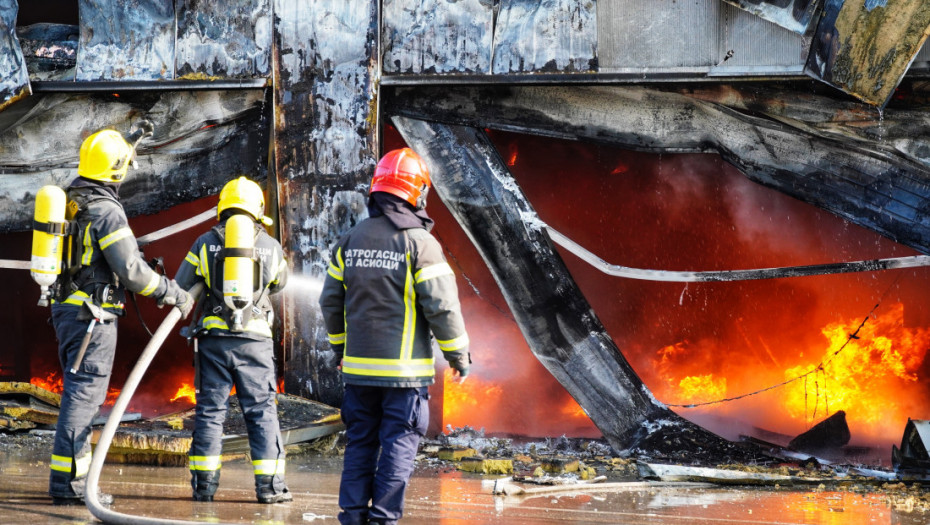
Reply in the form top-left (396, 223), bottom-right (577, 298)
top-left (174, 176), bottom-right (291, 504)
top-left (319, 148), bottom-right (471, 525)
top-left (48, 127), bottom-right (193, 505)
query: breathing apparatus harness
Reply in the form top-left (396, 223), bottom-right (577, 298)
top-left (191, 216), bottom-right (274, 339)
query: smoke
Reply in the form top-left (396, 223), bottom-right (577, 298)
top-left (424, 128), bottom-right (930, 448)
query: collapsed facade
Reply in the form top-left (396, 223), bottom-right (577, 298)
top-left (1, 0), bottom-right (930, 456)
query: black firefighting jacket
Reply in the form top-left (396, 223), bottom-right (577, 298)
top-left (319, 211), bottom-right (469, 388)
top-left (175, 216), bottom-right (288, 340)
top-left (55, 182), bottom-right (173, 317)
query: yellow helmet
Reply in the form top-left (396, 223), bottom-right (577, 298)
top-left (78, 130), bottom-right (134, 183)
top-left (218, 176), bottom-right (272, 226)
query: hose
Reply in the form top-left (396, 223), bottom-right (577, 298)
top-left (83, 283), bottom-right (234, 525)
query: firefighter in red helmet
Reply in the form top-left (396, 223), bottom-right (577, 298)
top-left (319, 147), bottom-right (471, 525)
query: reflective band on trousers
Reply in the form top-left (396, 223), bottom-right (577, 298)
top-left (189, 455), bottom-right (222, 471)
top-left (342, 356), bottom-right (435, 378)
top-left (50, 453), bottom-right (91, 477)
top-left (252, 458), bottom-right (285, 476)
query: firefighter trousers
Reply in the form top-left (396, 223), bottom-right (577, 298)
top-left (189, 336), bottom-right (286, 499)
top-left (339, 384), bottom-right (429, 525)
top-left (48, 305), bottom-right (118, 499)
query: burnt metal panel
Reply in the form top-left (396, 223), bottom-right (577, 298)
top-left (805, 0), bottom-right (930, 107)
top-left (382, 0), bottom-right (493, 74)
top-left (176, 0), bottom-right (272, 79)
top-left (598, 0), bottom-right (721, 71)
top-left (599, 0), bottom-right (810, 76)
top-left (0, 0), bottom-right (31, 113)
top-left (720, 0), bottom-right (821, 35)
top-left (76, 0), bottom-right (176, 81)
top-left (16, 24), bottom-right (78, 82)
top-left (273, 0), bottom-right (378, 406)
top-left (385, 83), bottom-right (930, 255)
top-left (0, 90), bottom-right (269, 233)
top-left (710, 4), bottom-right (809, 75)
top-left (492, 0), bottom-right (596, 74)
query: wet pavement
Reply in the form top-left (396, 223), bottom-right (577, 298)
top-left (1, 435), bottom-right (927, 524)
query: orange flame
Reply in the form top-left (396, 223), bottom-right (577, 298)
top-left (171, 382), bottom-right (197, 404)
top-left (31, 371), bottom-right (63, 394)
top-left (782, 303), bottom-right (930, 438)
top-left (655, 303), bottom-right (930, 443)
top-left (677, 374), bottom-right (727, 405)
top-left (442, 369), bottom-right (504, 429)
top-left (103, 388), bottom-right (121, 406)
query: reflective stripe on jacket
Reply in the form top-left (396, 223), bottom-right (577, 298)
top-left (319, 215), bottom-right (469, 388)
top-left (58, 185), bottom-right (169, 314)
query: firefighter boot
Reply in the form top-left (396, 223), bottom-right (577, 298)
top-left (191, 470), bottom-right (220, 502)
top-left (255, 474), bottom-right (292, 504)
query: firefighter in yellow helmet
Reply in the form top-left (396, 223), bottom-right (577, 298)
top-left (319, 148), bottom-right (471, 525)
top-left (174, 176), bottom-right (291, 503)
top-left (49, 123), bottom-right (193, 505)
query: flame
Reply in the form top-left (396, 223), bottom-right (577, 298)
top-left (610, 163), bottom-right (629, 175)
top-left (655, 303), bottom-right (930, 442)
top-left (507, 143), bottom-right (518, 166)
top-left (782, 303), bottom-right (929, 437)
top-left (442, 369), bottom-right (504, 429)
top-left (171, 382), bottom-right (197, 404)
top-left (103, 388), bottom-right (121, 406)
top-left (441, 369), bottom-right (596, 434)
top-left (31, 371), bottom-right (63, 394)
top-left (560, 396), bottom-right (588, 419)
top-left (677, 374), bottom-right (727, 405)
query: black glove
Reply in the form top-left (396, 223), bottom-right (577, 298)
top-left (158, 280), bottom-right (194, 319)
top-left (449, 353), bottom-right (471, 378)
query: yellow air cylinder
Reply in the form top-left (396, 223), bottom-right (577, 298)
top-left (31, 185), bottom-right (67, 305)
top-left (223, 214), bottom-right (254, 332)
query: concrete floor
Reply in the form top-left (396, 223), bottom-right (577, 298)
top-left (1, 439), bottom-right (926, 524)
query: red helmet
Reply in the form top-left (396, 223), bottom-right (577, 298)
top-left (370, 148), bottom-right (431, 209)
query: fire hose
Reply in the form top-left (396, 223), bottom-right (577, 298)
top-left (82, 282), bottom-right (242, 525)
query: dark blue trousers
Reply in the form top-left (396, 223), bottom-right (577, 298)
top-left (190, 336), bottom-right (286, 497)
top-left (49, 305), bottom-right (118, 499)
top-left (339, 384), bottom-right (429, 525)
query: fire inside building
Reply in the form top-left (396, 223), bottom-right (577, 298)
top-left (3, 0), bottom-right (930, 521)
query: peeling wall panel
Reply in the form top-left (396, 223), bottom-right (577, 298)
top-left (720, 0), bottom-right (821, 35)
top-left (273, 0), bottom-right (378, 406)
top-left (805, 0), bottom-right (930, 107)
top-left (385, 84), bottom-right (930, 255)
top-left (492, 0), bottom-right (596, 74)
top-left (383, 0), bottom-right (493, 74)
top-left (176, 0), bottom-right (272, 79)
top-left (76, 0), bottom-right (176, 81)
top-left (0, 0), bottom-right (31, 112)
top-left (0, 91), bottom-right (269, 233)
